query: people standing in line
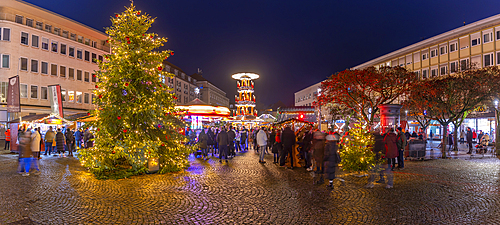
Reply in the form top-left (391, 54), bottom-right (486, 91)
top-left (4, 128), bottom-right (10, 150)
top-left (365, 128), bottom-right (386, 189)
top-left (198, 129), bottom-right (208, 160)
top-left (206, 128), bottom-right (215, 157)
top-left (227, 126), bottom-right (236, 158)
top-left (65, 128), bottom-right (75, 157)
top-left (460, 129), bottom-right (465, 144)
top-left (324, 133), bottom-right (342, 189)
top-left (18, 130), bottom-right (33, 176)
top-left (257, 127), bottom-right (268, 163)
top-left (240, 127), bottom-right (248, 151)
top-left (235, 129), bottom-right (241, 152)
top-left (75, 128), bottom-right (82, 149)
top-left (272, 129), bottom-right (281, 164)
top-left (281, 126), bottom-right (296, 169)
top-left (396, 127), bottom-right (407, 170)
top-left (312, 130), bottom-right (326, 184)
top-left (466, 127), bottom-right (473, 154)
top-left (55, 128), bottom-right (66, 157)
top-left (30, 128), bottom-right (41, 175)
top-left (44, 126), bottom-right (55, 155)
top-left (216, 127), bottom-right (229, 163)
top-left (383, 128), bottom-right (398, 188)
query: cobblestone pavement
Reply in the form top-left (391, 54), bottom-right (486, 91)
top-left (0, 150), bottom-right (500, 225)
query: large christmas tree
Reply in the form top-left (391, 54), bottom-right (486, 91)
top-left (79, 3), bottom-right (191, 178)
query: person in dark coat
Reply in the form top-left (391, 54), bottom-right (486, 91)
top-left (65, 129), bottom-right (75, 157)
top-left (280, 126), bottom-right (296, 168)
top-left (272, 130), bottom-right (281, 163)
top-left (312, 130), bottom-right (326, 183)
top-left (383, 128), bottom-right (398, 188)
top-left (75, 129), bottom-right (82, 149)
top-left (269, 129), bottom-right (276, 154)
top-left (206, 128), bottom-right (215, 157)
top-left (366, 129), bottom-right (386, 188)
top-left (198, 129), bottom-right (208, 160)
top-left (217, 127), bottom-right (229, 163)
top-left (227, 127), bottom-right (236, 158)
top-left (324, 133), bottom-right (342, 188)
top-left (240, 127), bottom-right (248, 150)
top-left (466, 127), bottom-right (473, 154)
top-left (302, 129), bottom-right (314, 170)
top-left (55, 128), bottom-right (66, 157)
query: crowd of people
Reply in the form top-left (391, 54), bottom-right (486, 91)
top-left (11, 126), bottom-right (94, 177)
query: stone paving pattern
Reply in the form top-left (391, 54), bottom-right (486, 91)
top-left (0, 148), bottom-right (499, 224)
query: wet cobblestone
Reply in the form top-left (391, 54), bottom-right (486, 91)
top-left (0, 151), bottom-right (499, 224)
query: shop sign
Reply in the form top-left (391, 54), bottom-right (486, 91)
top-left (45, 119), bottom-right (62, 125)
top-left (7, 76), bottom-right (20, 113)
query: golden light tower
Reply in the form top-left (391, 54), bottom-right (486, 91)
top-left (232, 72), bottom-right (259, 116)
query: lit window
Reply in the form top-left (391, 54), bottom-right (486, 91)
top-left (20, 84), bottom-right (27, 98)
top-left (51, 41), bottom-right (58, 52)
top-left (41, 38), bottom-right (49, 50)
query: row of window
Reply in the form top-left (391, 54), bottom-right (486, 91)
top-left (15, 57), bottom-right (97, 82)
top-left (0, 81), bottom-right (94, 104)
top-left (14, 15), bottom-right (99, 48)
top-left (417, 52), bottom-right (499, 79)
top-left (386, 28), bottom-right (500, 67)
top-left (19, 31), bottom-right (103, 63)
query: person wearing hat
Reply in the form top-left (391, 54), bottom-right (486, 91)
top-left (324, 133), bottom-right (342, 188)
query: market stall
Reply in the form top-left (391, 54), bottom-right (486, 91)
top-left (273, 118), bottom-right (314, 168)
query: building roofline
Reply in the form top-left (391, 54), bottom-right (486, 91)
top-left (352, 13), bottom-right (500, 70)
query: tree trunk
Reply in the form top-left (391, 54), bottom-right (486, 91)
top-left (441, 123), bottom-right (449, 158)
top-left (453, 124), bottom-right (459, 152)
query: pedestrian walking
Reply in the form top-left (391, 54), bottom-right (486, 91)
top-left (272, 129), bottom-right (281, 163)
top-left (217, 127), bottom-right (229, 163)
top-left (281, 126), bottom-right (296, 169)
top-left (396, 127), bottom-right (407, 169)
top-left (460, 129), bottom-right (465, 144)
top-left (65, 128), bottom-right (75, 157)
top-left (55, 128), bottom-right (65, 157)
top-left (75, 128), bottom-right (82, 149)
top-left (312, 130), bottom-right (326, 184)
top-left (206, 128), bottom-right (215, 157)
top-left (198, 129), bottom-right (208, 160)
top-left (383, 128), bottom-right (398, 188)
top-left (18, 130), bottom-right (33, 176)
top-left (448, 132), bottom-right (454, 152)
top-left (365, 129), bottom-right (386, 188)
top-left (235, 129), bottom-right (241, 152)
top-left (227, 126), bottom-right (236, 158)
top-left (303, 129), bottom-right (313, 171)
top-left (30, 128), bottom-right (41, 175)
top-left (466, 127), bottom-right (473, 154)
top-left (257, 127), bottom-right (268, 163)
top-left (241, 127), bottom-right (248, 150)
top-left (44, 126), bottom-right (55, 155)
top-left (4, 128), bottom-right (10, 150)
top-left (324, 133), bottom-right (342, 189)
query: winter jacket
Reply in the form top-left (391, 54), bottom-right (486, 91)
top-left (4, 129), bottom-right (10, 142)
top-left (227, 130), bottom-right (236, 143)
top-left (256, 130), bottom-right (268, 147)
top-left (269, 131), bottom-right (276, 146)
top-left (56, 132), bottom-right (65, 151)
top-left (75, 130), bottom-right (82, 140)
top-left (198, 131), bottom-right (208, 149)
top-left (372, 132), bottom-right (386, 161)
top-left (466, 130), bottom-right (473, 143)
top-left (31, 131), bottom-right (41, 152)
top-left (65, 130), bottom-right (75, 145)
top-left (44, 130), bottom-right (55, 143)
top-left (384, 132), bottom-right (399, 159)
top-left (207, 129), bottom-right (215, 145)
top-left (396, 132), bottom-right (407, 150)
top-left (313, 137), bottom-right (325, 166)
top-left (281, 127), bottom-right (296, 148)
top-left (216, 130), bottom-right (229, 146)
top-left (324, 141), bottom-right (341, 180)
top-left (19, 133), bottom-right (32, 159)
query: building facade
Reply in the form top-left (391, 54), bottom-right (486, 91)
top-left (294, 81), bottom-right (322, 107)
top-left (190, 73), bottom-right (229, 107)
top-left (162, 61), bottom-right (198, 105)
top-left (0, 0), bottom-right (109, 123)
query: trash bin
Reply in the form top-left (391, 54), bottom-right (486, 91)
top-left (408, 139), bottom-right (426, 160)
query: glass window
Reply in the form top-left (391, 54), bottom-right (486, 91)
top-left (41, 62), bottom-right (48, 74)
top-left (84, 51), bottom-right (90, 61)
top-left (41, 87), bottom-right (48, 100)
top-left (450, 62), bottom-right (457, 73)
top-left (69, 68), bottom-right (74, 79)
top-left (84, 72), bottom-right (90, 82)
top-left (2, 28), bottom-right (10, 41)
top-left (60, 66), bottom-right (66, 78)
top-left (68, 91), bottom-right (74, 102)
top-left (0, 82), bottom-right (6, 103)
top-left (26, 18), bottom-right (33, 27)
top-left (484, 33), bottom-right (492, 43)
top-left (20, 84), bottom-right (27, 98)
top-left (53, 27), bottom-right (60, 36)
top-left (76, 92), bottom-right (82, 103)
top-left (41, 37), bottom-right (49, 50)
top-left (91, 73), bottom-right (96, 82)
top-left (51, 64), bottom-right (57, 76)
top-left (98, 55), bottom-right (103, 63)
top-left (440, 46), bottom-right (447, 55)
top-left (62, 30), bottom-right (68, 38)
top-left (20, 57), bottom-right (28, 71)
top-left (21, 32), bottom-right (28, 45)
top-left (497, 52), bottom-right (500, 65)
top-left (84, 93), bottom-right (89, 104)
top-left (68, 47), bottom-right (74, 57)
top-left (91, 94), bottom-right (95, 104)
top-left (70, 33), bottom-right (76, 41)
top-left (484, 53), bottom-right (493, 67)
top-left (77, 70), bottom-right (82, 81)
top-left (61, 89), bottom-right (66, 101)
top-left (77, 36), bottom-right (83, 43)
top-left (440, 66), bottom-right (447, 75)
top-left (31, 59), bottom-right (38, 73)
top-left (471, 38), bottom-right (480, 46)
top-left (31, 35), bottom-right (39, 48)
top-left (45, 24), bottom-right (52, 33)
top-left (1, 55), bottom-right (9, 68)
top-left (77, 49), bottom-right (82, 59)
top-left (36, 21), bottom-right (43, 30)
top-left (51, 41), bottom-right (58, 52)
top-left (85, 38), bottom-right (90, 45)
top-left (60, 44), bottom-right (66, 55)
top-left (91, 53), bottom-right (97, 63)
top-left (30, 85), bottom-right (38, 98)
top-left (15, 15), bottom-right (23, 24)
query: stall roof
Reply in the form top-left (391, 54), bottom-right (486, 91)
top-left (8, 113), bottom-right (73, 125)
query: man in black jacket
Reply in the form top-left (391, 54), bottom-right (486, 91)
top-left (466, 127), bottom-right (473, 154)
top-left (227, 126), bottom-right (236, 158)
top-left (217, 127), bottom-right (229, 163)
top-left (280, 126), bottom-right (296, 169)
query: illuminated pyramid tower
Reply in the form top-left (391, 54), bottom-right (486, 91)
top-left (232, 72), bottom-right (259, 116)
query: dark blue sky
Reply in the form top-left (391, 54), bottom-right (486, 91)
top-left (24, 0), bottom-right (500, 107)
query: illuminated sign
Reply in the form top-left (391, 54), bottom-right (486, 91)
top-left (45, 119), bottom-right (62, 125)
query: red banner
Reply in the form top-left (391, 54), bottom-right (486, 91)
top-left (7, 76), bottom-right (20, 112)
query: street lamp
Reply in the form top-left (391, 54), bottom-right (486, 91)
top-left (317, 88), bottom-right (322, 131)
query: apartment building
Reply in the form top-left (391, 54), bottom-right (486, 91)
top-left (0, 0), bottom-right (109, 121)
top-left (294, 81), bottom-right (322, 107)
top-left (162, 61), bottom-right (198, 105)
top-left (190, 73), bottom-right (229, 107)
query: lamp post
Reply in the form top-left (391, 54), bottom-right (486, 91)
top-left (317, 88), bottom-right (321, 131)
